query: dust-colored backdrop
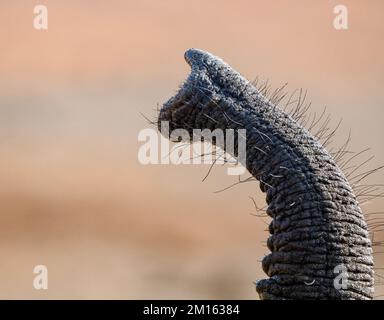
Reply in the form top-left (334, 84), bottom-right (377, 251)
top-left (0, 0), bottom-right (383, 299)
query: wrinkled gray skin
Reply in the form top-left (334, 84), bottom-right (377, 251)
top-left (157, 49), bottom-right (374, 300)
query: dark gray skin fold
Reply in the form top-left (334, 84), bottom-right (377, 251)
top-left (157, 48), bottom-right (374, 300)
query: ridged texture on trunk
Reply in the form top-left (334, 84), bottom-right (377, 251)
top-left (157, 49), bottom-right (374, 300)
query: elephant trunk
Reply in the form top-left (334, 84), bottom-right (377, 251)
top-left (157, 49), bottom-right (374, 299)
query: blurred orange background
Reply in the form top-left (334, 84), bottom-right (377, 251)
top-left (0, 0), bottom-right (383, 299)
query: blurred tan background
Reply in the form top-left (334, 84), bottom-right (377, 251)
top-left (0, 0), bottom-right (383, 299)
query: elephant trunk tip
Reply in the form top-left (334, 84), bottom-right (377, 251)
top-left (183, 48), bottom-right (229, 73)
top-left (184, 48), bottom-right (214, 67)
